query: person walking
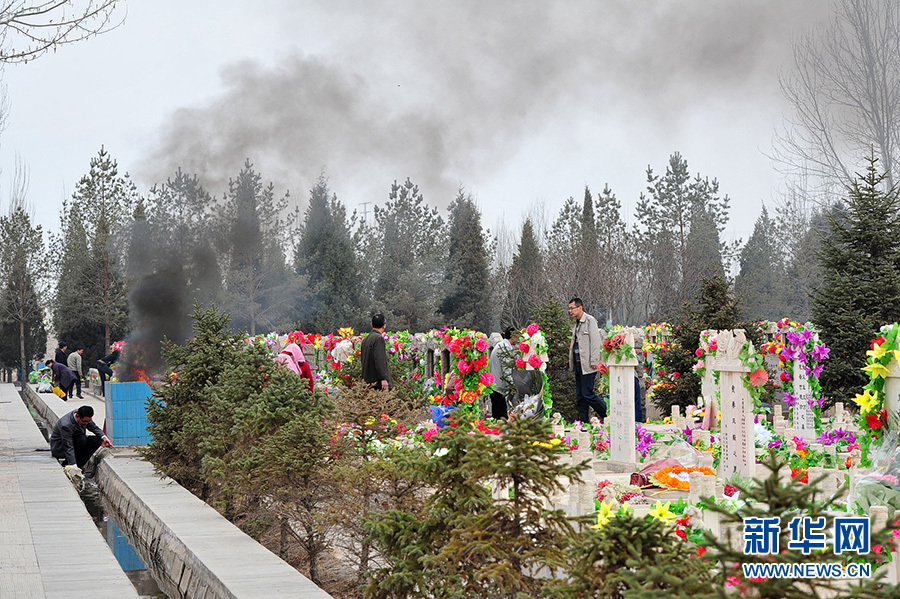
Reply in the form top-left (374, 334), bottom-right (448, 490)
top-left (361, 313), bottom-right (393, 391)
top-left (568, 297), bottom-right (607, 422)
top-left (488, 326), bottom-right (516, 419)
top-left (66, 345), bottom-right (85, 399)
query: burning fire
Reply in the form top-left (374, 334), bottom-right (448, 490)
top-left (130, 367), bottom-right (151, 384)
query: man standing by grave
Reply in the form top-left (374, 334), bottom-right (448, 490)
top-left (568, 297), bottom-right (607, 422)
top-left (361, 313), bottom-right (393, 391)
top-left (488, 326), bottom-right (516, 419)
top-left (66, 345), bottom-right (85, 399)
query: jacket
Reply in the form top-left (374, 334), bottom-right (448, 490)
top-left (50, 361), bottom-right (78, 389)
top-left (568, 312), bottom-right (603, 374)
top-left (489, 339), bottom-right (514, 395)
top-left (273, 343), bottom-right (315, 393)
top-left (361, 330), bottom-right (393, 389)
top-left (50, 409), bottom-right (105, 466)
top-left (67, 351), bottom-right (83, 377)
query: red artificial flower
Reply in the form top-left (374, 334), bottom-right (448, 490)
top-left (515, 358), bottom-right (526, 369)
top-left (867, 410), bottom-right (887, 430)
top-left (780, 371), bottom-right (790, 382)
top-left (672, 372), bottom-right (680, 379)
top-left (696, 546), bottom-right (707, 557)
top-left (872, 336), bottom-right (886, 350)
top-left (791, 468), bottom-right (809, 484)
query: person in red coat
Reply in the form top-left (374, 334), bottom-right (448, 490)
top-left (274, 342), bottom-right (315, 393)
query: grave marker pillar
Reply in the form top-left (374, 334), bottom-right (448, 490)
top-left (608, 333), bottom-right (638, 467)
top-left (715, 329), bottom-right (754, 479)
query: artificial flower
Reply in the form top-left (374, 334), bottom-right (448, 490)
top-left (592, 500), bottom-right (615, 529)
top-left (648, 501), bottom-right (677, 523)
top-left (863, 362), bottom-right (891, 379)
top-left (853, 389), bottom-right (880, 414)
top-left (867, 342), bottom-right (887, 360)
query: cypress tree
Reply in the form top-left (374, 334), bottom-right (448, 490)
top-left (736, 206), bottom-right (788, 321)
top-left (505, 218), bottom-right (547, 327)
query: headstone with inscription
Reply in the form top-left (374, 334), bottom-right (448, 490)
top-left (792, 360), bottom-right (816, 440)
top-left (608, 332), bottom-right (638, 466)
top-left (715, 329), bottom-right (754, 479)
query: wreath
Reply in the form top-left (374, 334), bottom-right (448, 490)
top-left (652, 465), bottom-right (716, 490)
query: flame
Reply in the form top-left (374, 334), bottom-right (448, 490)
top-left (132, 367), bottom-right (151, 384)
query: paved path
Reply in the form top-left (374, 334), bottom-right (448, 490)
top-left (0, 383), bottom-right (138, 599)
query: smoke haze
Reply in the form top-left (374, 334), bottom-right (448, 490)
top-left (139, 1), bottom-right (826, 211)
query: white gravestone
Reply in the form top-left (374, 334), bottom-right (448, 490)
top-left (715, 330), bottom-right (754, 479)
top-left (608, 332), bottom-right (638, 465)
top-left (792, 360), bottom-right (816, 441)
top-left (883, 345), bottom-right (900, 429)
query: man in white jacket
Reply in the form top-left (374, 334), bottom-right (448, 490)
top-left (66, 345), bottom-right (85, 399)
top-left (568, 297), bottom-right (607, 422)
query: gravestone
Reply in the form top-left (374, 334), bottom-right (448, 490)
top-left (715, 329), bottom-right (754, 479)
top-left (883, 341), bottom-right (900, 430)
top-left (792, 360), bottom-right (816, 440)
top-left (608, 332), bottom-right (638, 467)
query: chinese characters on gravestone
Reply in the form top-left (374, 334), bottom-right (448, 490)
top-left (716, 330), bottom-right (754, 479)
top-left (608, 332), bottom-right (637, 465)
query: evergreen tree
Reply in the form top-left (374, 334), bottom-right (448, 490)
top-left (372, 178), bottom-right (445, 331)
top-left (504, 218), bottom-right (547, 328)
top-left (635, 152), bottom-right (731, 320)
top-left (439, 189), bottom-right (491, 331)
top-left (55, 147), bottom-right (136, 358)
top-left (737, 206), bottom-right (788, 321)
top-left (683, 207), bottom-right (725, 307)
top-left (366, 416), bottom-right (586, 599)
top-left (545, 196), bottom-right (580, 306)
top-left (595, 184), bottom-right (636, 324)
top-left (218, 160), bottom-right (296, 335)
top-left (533, 297), bottom-right (575, 422)
top-left (574, 186), bottom-right (602, 321)
top-left (0, 202), bottom-right (47, 380)
top-left (812, 156), bottom-right (900, 405)
top-left (294, 174), bottom-right (363, 333)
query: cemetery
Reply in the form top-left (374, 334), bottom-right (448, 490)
top-left (96, 303), bottom-right (898, 598)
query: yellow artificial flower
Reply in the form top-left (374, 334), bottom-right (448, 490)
top-left (853, 389), bottom-right (880, 414)
top-left (863, 362), bottom-right (891, 379)
top-left (592, 501), bottom-right (615, 529)
top-left (867, 343), bottom-right (887, 360)
top-left (347, 354), bottom-right (354, 364)
top-left (894, 350), bottom-right (900, 364)
top-left (649, 501), bottom-right (677, 524)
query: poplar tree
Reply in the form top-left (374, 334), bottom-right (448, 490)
top-left (812, 155), bottom-right (900, 405)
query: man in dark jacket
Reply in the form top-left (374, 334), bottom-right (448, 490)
top-left (361, 313), bottom-right (393, 391)
top-left (54, 342), bottom-right (67, 365)
top-left (46, 359), bottom-right (78, 400)
top-left (50, 405), bottom-right (113, 468)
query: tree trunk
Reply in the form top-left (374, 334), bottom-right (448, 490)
top-left (19, 283), bottom-right (26, 388)
top-left (279, 517), bottom-right (289, 560)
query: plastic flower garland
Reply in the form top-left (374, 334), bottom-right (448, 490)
top-left (764, 319), bottom-right (830, 428)
top-left (692, 330), bottom-right (717, 379)
top-left (442, 327), bottom-right (496, 408)
top-left (737, 338), bottom-right (768, 410)
top-left (855, 323), bottom-right (900, 459)
top-left (652, 465), bottom-right (716, 490)
top-left (516, 323), bottom-right (553, 415)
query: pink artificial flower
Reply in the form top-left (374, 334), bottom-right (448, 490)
top-left (528, 354), bottom-right (543, 369)
top-left (515, 358), bottom-right (527, 369)
top-left (423, 428), bottom-right (440, 442)
top-left (519, 341), bottom-right (530, 353)
top-left (526, 323), bottom-right (540, 336)
top-left (695, 348), bottom-right (703, 357)
top-left (457, 360), bottom-right (472, 374)
top-left (475, 338), bottom-right (488, 352)
top-left (479, 372), bottom-right (495, 386)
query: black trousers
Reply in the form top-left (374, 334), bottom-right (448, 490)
top-left (54, 434), bottom-right (102, 468)
top-left (489, 391), bottom-right (508, 419)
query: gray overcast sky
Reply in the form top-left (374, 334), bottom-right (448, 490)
top-left (0, 0), bottom-right (828, 245)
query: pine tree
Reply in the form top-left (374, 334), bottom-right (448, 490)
top-left (683, 207), bottom-right (725, 308)
top-left (533, 297), bottom-right (576, 422)
top-left (366, 416), bottom-right (586, 599)
top-left (813, 155), bottom-right (900, 405)
top-left (439, 189), bottom-right (491, 332)
top-left (218, 160), bottom-right (296, 335)
top-left (372, 178), bottom-right (446, 331)
top-left (545, 196), bottom-right (580, 306)
top-left (737, 206), bottom-right (788, 321)
top-left (595, 184), bottom-right (636, 324)
top-left (505, 218), bottom-right (547, 327)
top-left (294, 174), bottom-right (363, 333)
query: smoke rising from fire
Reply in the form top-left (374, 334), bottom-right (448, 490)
top-left (138, 1), bottom-right (824, 212)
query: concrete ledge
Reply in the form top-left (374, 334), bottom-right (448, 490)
top-left (23, 381), bottom-right (333, 598)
